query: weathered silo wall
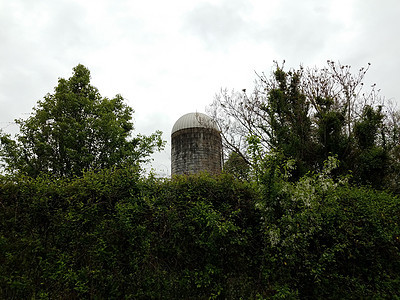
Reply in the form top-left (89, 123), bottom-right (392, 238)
top-left (171, 113), bottom-right (222, 175)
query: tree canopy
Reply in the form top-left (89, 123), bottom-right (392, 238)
top-left (210, 61), bottom-right (400, 191)
top-left (1, 62), bottom-right (400, 299)
top-left (0, 64), bottom-right (165, 177)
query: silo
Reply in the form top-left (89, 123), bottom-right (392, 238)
top-left (171, 112), bottom-right (222, 175)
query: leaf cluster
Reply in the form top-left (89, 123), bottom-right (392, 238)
top-left (0, 64), bottom-right (165, 178)
top-left (0, 170), bottom-right (262, 299)
top-left (256, 155), bottom-right (400, 298)
top-left (1, 166), bottom-right (399, 298)
top-left (209, 61), bottom-right (399, 191)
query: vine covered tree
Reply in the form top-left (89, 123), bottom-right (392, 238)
top-left (208, 61), bottom-right (399, 189)
top-left (0, 64), bottom-right (165, 177)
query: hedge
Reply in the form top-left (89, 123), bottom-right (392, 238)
top-left (1, 167), bottom-right (399, 298)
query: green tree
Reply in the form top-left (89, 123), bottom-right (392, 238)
top-left (352, 105), bottom-right (388, 188)
top-left (209, 61), bottom-right (399, 189)
top-left (262, 66), bottom-right (316, 178)
top-left (223, 151), bottom-right (250, 180)
top-left (0, 64), bottom-right (165, 177)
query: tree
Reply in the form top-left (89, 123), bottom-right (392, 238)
top-left (223, 151), bottom-right (250, 181)
top-left (0, 64), bottom-right (165, 177)
top-left (208, 61), bottom-right (399, 189)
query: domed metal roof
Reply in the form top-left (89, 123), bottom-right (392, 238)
top-left (172, 112), bottom-right (219, 134)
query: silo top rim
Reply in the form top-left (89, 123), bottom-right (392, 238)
top-left (172, 112), bottom-right (219, 134)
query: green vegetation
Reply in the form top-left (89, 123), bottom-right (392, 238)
top-left (211, 61), bottom-right (400, 191)
top-left (1, 165), bottom-right (399, 298)
top-left (0, 170), bottom-right (261, 298)
top-left (1, 63), bottom-right (399, 298)
top-left (0, 64), bottom-right (164, 178)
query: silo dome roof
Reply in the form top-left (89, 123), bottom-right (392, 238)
top-left (172, 112), bottom-right (219, 134)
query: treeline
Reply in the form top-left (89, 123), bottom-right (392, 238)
top-left (1, 63), bottom-right (400, 298)
top-left (1, 164), bottom-right (400, 299)
top-left (210, 61), bottom-right (400, 191)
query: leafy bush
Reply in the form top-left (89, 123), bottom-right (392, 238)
top-left (0, 170), bottom-right (261, 299)
top-left (257, 156), bottom-right (400, 298)
top-left (1, 164), bottom-right (399, 299)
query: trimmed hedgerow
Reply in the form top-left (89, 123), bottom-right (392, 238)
top-left (1, 167), bottom-right (399, 299)
top-left (0, 170), bottom-right (261, 299)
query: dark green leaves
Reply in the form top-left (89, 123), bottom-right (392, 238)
top-left (0, 64), bottom-right (165, 177)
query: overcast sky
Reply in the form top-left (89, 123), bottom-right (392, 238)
top-left (1, 0), bottom-right (399, 176)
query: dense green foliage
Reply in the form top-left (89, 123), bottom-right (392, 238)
top-left (1, 165), bottom-right (399, 298)
top-left (223, 151), bottom-right (250, 181)
top-left (0, 170), bottom-right (262, 299)
top-left (0, 65), bottom-right (164, 177)
top-left (1, 61), bottom-right (399, 298)
top-left (256, 154), bottom-right (400, 298)
top-left (211, 61), bottom-right (400, 191)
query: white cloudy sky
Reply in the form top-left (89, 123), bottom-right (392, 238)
top-left (1, 0), bottom-right (399, 176)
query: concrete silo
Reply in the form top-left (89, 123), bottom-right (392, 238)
top-left (171, 112), bottom-right (222, 175)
